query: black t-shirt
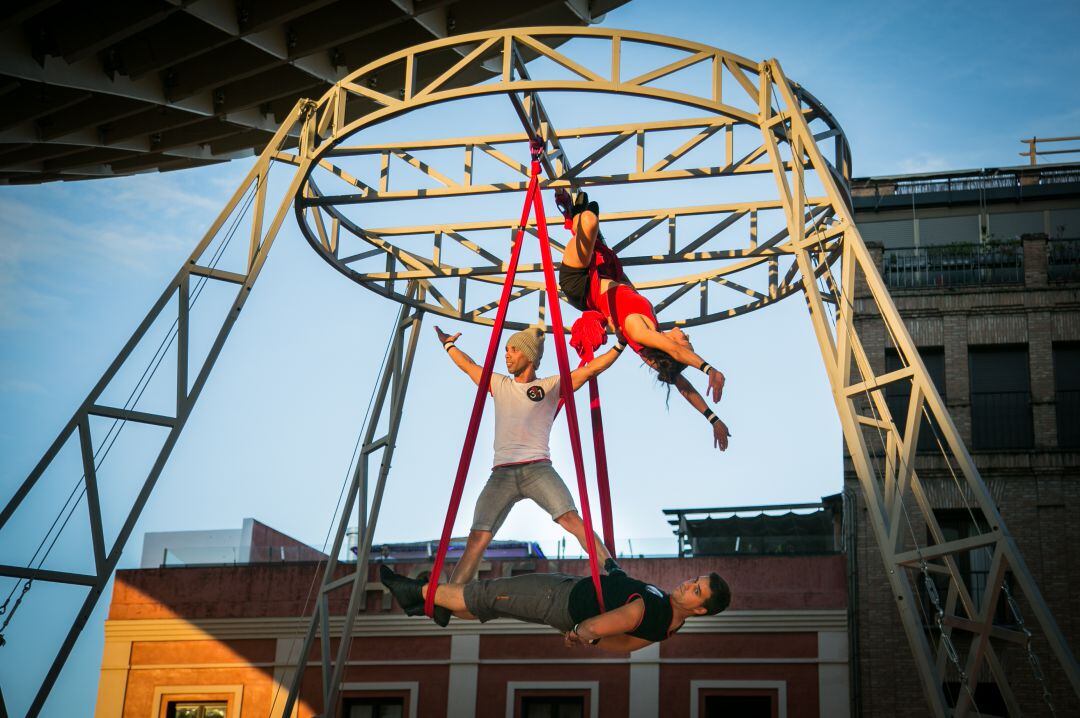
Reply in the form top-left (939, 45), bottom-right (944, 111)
top-left (567, 572), bottom-right (675, 642)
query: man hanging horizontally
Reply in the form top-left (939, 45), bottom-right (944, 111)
top-left (381, 561), bottom-right (730, 652)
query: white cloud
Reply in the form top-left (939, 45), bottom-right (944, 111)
top-left (0, 164), bottom-right (249, 327)
top-left (896, 153), bottom-right (955, 174)
top-left (0, 378), bottom-right (46, 395)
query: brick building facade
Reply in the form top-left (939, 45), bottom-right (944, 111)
top-left (96, 553), bottom-right (849, 717)
top-left (847, 163), bottom-right (1080, 717)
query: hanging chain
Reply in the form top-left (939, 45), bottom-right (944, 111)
top-left (1002, 580), bottom-right (1057, 715)
top-left (0, 579), bottom-right (33, 647)
top-left (921, 561), bottom-right (967, 682)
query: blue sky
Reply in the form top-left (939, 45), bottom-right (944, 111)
top-left (2, 0), bottom-right (1078, 714)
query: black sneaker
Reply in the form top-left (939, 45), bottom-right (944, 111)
top-left (433, 604), bottom-right (451, 627)
top-left (571, 191), bottom-right (592, 217)
top-left (604, 558), bottom-right (624, 575)
top-left (380, 564), bottom-right (424, 616)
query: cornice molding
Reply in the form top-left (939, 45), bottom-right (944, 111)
top-left (104, 610), bottom-right (847, 641)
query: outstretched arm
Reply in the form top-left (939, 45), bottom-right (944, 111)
top-left (563, 600), bottom-right (643, 646)
top-left (622, 316), bottom-right (725, 402)
top-left (435, 325), bottom-right (485, 388)
top-left (594, 634), bottom-right (654, 653)
top-left (675, 375), bottom-right (731, 451)
top-left (562, 602), bottom-right (654, 653)
top-left (569, 342), bottom-right (624, 391)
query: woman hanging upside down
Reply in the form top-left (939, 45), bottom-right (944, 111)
top-left (556, 190), bottom-right (732, 450)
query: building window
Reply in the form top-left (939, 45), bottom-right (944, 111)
top-left (166, 702), bottom-right (227, 718)
top-left (507, 683), bottom-right (597, 718)
top-left (343, 696), bottom-right (405, 718)
top-left (969, 346), bottom-right (1033, 449)
top-left (341, 684), bottom-right (416, 718)
top-left (700, 692), bottom-right (774, 718)
top-left (885, 347), bottom-right (946, 452)
top-left (153, 689), bottom-right (241, 718)
top-left (1053, 343), bottom-right (1080, 448)
top-left (518, 693), bottom-right (587, 718)
top-left (690, 681), bottom-right (785, 718)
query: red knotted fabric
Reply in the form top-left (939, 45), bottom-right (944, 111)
top-left (424, 144), bottom-right (605, 618)
top-left (564, 311), bottom-right (616, 556)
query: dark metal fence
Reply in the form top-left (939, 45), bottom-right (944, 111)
top-left (970, 390), bottom-right (1033, 449)
top-left (1049, 238), bottom-right (1080, 282)
top-left (883, 243), bottom-right (1023, 289)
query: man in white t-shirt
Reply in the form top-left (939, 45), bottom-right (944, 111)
top-left (428, 324), bottom-right (623, 625)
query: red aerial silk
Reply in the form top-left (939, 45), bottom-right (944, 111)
top-left (424, 144), bottom-right (606, 617)
top-left (564, 311), bottom-right (616, 557)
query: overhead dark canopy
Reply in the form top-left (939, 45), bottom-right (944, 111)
top-left (0, 0), bottom-right (629, 184)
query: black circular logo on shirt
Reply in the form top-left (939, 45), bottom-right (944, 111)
top-left (526, 385), bottom-right (546, 402)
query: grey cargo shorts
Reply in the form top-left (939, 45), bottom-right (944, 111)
top-left (471, 460), bottom-right (577, 533)
top-left (463, 572), bottom-right (578, 632)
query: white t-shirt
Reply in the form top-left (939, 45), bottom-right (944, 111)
top-left (490, 374), bottom-right (562, 467)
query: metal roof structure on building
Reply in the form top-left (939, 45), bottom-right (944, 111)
top-left (851, 161), bottom-right (1080, 210)
top-left (0, 0), bottom-right (629, 184)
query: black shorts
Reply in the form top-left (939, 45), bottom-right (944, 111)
top-left (559, 263), bottom-right (590, 312)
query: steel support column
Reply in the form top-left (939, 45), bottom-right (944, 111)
top-left (759, 58), bottom-right (1080, 716)
top-left (280, 287), bottom-right (425, 718)
top-left (0, 98), bottom-right (318, 718)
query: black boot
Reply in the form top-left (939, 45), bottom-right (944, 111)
top-left (421, 568), bottom-right (451, 626)
top-left (571, 191), bottom-right (599, 217)
top-left (379, 564), bottom-right (425, 616)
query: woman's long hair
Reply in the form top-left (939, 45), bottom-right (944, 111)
top-left (639, 347), bottom-right (687, 385)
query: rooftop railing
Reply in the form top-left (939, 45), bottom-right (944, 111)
top-left (663, 502), bottom-right (842, 558)
top-left (883, 242), bottom-right (1023, 289)
top-left (160, 544), bottom-right (326, 567)
top-left (158, 539), bottom-right (684, 566)
top-left (852, 165), bottom-right (1080, 199)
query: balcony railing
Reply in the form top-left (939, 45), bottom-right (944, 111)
top-left (883, 243), bottom-right (1023, 289)
top-left (970, 391), bottom-right (1034, 450)
top-left (1049, 238), bottom-right (1080, 282)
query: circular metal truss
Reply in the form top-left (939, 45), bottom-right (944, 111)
top-left (292, 27), bottom-right (853, 329)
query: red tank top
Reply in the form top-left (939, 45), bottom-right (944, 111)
top-left (586, 243), bottom-right (657, 353)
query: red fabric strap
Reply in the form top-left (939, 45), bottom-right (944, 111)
top-left (423, 169), bottom-right (536, 618)
top-left (589, 377), bottom-right (616, 556)
top-left (532, 179), bottom-right (605, 612)
top-left (562, 311), bottom-right (616, 555)
top-left (425, 152), bottom-right (606, 617)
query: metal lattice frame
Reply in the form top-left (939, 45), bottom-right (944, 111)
top-left (290, 27), bottom-right (848, 330)
top-left (0, 97), bottom-right (320, 718)
top-left (277, 288), bottom-right (425, 718)
top-left (2, 26), bottom-right (1077, 718)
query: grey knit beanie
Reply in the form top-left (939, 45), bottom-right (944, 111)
top-left (507, 327), bottom-right (545, 367)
